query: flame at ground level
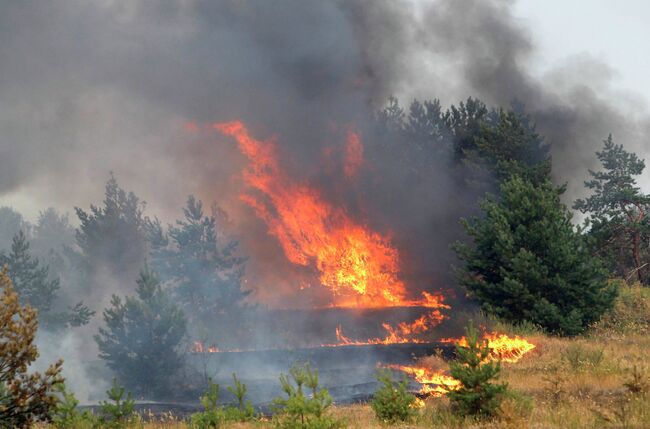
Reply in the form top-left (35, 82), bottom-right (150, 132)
top-left (382, 364), bottom-right (460, 398)
top-left (330, 308), bottom-right (447, 346)
top-left (442, 332), bottom-right (536, 363)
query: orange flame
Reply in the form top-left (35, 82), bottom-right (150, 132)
top-left (343, 130), bottom-right (363, 177)
top-left (192, 341), bottom-right (220, 353)
top-left (382, 364), bottom-right (460, 397)
top-left (331, 309), bottom-right (446, 346)
top-left (215, 121), bottom-right (441, 309)
top-left (442, 332), bottom-right (536, 364)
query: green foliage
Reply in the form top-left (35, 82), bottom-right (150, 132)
top-left (0, 230), bottom-right (93, 329)
top-left (472, 107), bottom-right (551, 184)
top-left (147, 196), bottom-right (248, 344)
top-left (456, 175), bottom-right (617, 335)
top-left (592, 282), bottom-right (650, 335)
top-left (0, 268), bottom-right (64, 427)
top-left (94, 265), bottom-right (187, 398)
top-left (98, 378), bottom-right (136, 428)
top-left (624, 365), bottom-right (649, 396)
top-left (272, 364), bottom-right (344, 429)
top-left (0, 206), bottom-right (29, 251)
top-left (51, 383), bottom-right (98, 429)
top-left (447, 322), bottom-right (508, 418)
top-left (225, 374), bottom-right (255, 421)
top-left (370, 369), bottom-right (416, 423)
top-left (574, 135), bottom-right (650, 283)
top-left (561, 344), bottom-right (605, 371)
top-left (191, 379), bottom-right (223, 429)
top-left (190, 374), bottom-right (256, 428)
top-left (75, 174), bottom-right (148, 286)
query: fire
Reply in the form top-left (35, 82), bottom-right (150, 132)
top-left (343, 130), bottom-right (363, 177)
top-left (215, 121), bottom-right (443, 309)
top-left (383, 364), bottom-right (460, 397)
top-left (446, 332), bottom-right (536, 363)
top-left (192, 341), bottom-right (220, 353)
top-left (331, 309), bottom-right (447, 346)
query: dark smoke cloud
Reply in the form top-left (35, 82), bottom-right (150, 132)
top-left (1, 0), bottom-right (649, 307)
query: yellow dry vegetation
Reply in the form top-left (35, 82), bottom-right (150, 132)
top-left (38, 283), bottom-right (650, 429)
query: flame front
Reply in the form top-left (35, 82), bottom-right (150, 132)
top-left (445, 332), bottom-right (536, 363)
top-left (215, 121), bottom-right (440, 308)
top-left (332, 308), bottom-right (447, 346)
top-left (383, 364), bottom-right (460, 397)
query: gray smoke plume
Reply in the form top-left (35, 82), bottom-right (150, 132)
top-left (1, 0), bottom-right (649, 401)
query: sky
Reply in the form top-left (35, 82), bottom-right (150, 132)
top-left (1, 0), bottom-right (650, 223)
top-left (515, 0), bottom-right (650, 108)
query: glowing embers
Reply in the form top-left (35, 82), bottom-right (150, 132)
top-left (215, 121), bottom-right (440, 309)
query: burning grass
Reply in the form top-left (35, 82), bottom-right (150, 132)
top-left (37, 284), bottom-right (650, 428)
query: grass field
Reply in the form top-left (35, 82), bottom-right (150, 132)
top-left (40, 283), bottom-right (650, 429)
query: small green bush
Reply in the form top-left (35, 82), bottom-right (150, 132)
top-left (272, 363), bottom-right (344, 429)
top-left (191, 378), bottom-right (223, 428)
top-left (370, 369), bottom-right (416, 423)
top-left (190, 374), bottom-right (256, 428)
top-left (98, 378), bottom-right (137, 428)
top-left (51, 383), bottom-right (98, 429)
top-left (592, 282), bottom-right (650, 336)
top-left (447, 322), bottom-right (508, 418)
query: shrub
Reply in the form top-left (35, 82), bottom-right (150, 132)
top-left (224, 374), bottom-right (255, 421)
top-left (0, 267), bottom-right (63, 427)
top-left (98, 378), bottom-right (137, 428)
top-left (561, 344), bottom-right (604, 371)
top-left (447, 322), bottom-right (508, 418)
top-left (51, 383), bottom-right (97, 429)
top-left (190, 374), bottom-right (256, 428)
top-left (272, 363), bottom-right (344, 429)
top-left (190, 378), bottom-right (224, 429)
top-left (370, 369), bottom-right (416, 423)
top-left (624, 366), bottom-right (649, 396)
top-left (592, 282), bottom-right (650, 336)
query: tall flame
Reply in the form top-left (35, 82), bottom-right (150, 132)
top-left (215, 121), bottom-right (440, 309)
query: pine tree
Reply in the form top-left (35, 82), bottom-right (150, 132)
top-left (472, 108), bottom-right (551, 184)
top-left (447, 322), bottom-right (507, 418)
top-left (75, 174), bottom-right (148, 286)
top-left (0, 207), bottom-right (29, 252)
top-left (456, 176), bottom-right (617, 335)
top-left (94, 265), bottom-right (187, 398)
top-left (148, 196), bottom-right (248, 339)
top-left (0, 268), bottom-right (63, 427)
top-left (1, 230), bottom-right (59, 314)
top-left (574, 135), bottom-right (650, 283)
top-left (0, 231), bottom-right (93, 330)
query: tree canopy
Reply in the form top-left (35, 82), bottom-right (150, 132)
top-left (456, 176), bottom-right (617, 335)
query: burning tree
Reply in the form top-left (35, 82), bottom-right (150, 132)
top-left (456, 176), bottom-right (617, 335)
top-left (0, 267), bottom-right (63, 427)
top-left (574, 135), bottom-right (650, 284)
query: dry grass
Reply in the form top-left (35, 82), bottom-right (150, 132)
top-left (40, 284), bottom-right (650, 428)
